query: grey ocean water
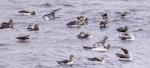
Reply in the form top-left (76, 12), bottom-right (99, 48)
top-left (0, 0), bottom-right (150, 68)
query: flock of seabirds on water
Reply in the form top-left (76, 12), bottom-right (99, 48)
top-left (0, 8), bottom-right (135, 65)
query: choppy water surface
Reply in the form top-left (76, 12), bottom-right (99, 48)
top-left (0, 0), bottom-right (150, 68)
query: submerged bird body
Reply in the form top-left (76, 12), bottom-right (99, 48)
top-left (87, 57), bottom-right (104, 62)
top-left (57, 60), bottom-right (73, 65)
top-left (83, 46), bottom-right (95, 50)
top-left (16, 35), bottom-right (30, 41)
top-left (83, 43), bottom-right (97, 50)
top-left (18, 10), bottom-right (36, 15)
top-left (66, 21), bottom-right (80, 28)
top-left (117, 26), bottom-right (129, 32)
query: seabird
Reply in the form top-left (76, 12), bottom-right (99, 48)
top-left (119, 32), bottom-right (135, 40)
top-left (76, 31), bottom-right (92, 39)
top-left (42, 8), bottom-right (61, 20)
top-left (27, 24), bottom-right (39, 31)
top-left (101, 12), bottom-right (108, 19)
top-left (56, 55), bottom-right (76, 65)
top-left (66, 20), bottom-right (80, 28)
top-left (116, 48), bottom-right (132, 61)
top-left (16, 35), bottom-right (30, 41)
top-left (92, 36), bottom-right (110, 51)
top-left (83, 42), bottom-right (97, 50)
top-left (117, 26), bottom-right (129, 32)
top-left (92, 43), bottom-right (110, 51)
top-left (121, 12), bottom-right (127, 19)
top-left (0, 19), bottom-right (13, 29)
top-left (76, 16), bottom-right (88, 25)
top-left (97, 36), bottom-right (108, 44)
top-left (99, 20), bottom-right (110, 28)
top-left (18, 10), bottom-right (36, 15)
top-left (87, 57), bottom-right (104, 62)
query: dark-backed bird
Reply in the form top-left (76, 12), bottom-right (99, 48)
top-left (87, 57), bottom-right (104, 62)
top-left (117, 26), bottom-right (129, 32)
top-left (56, 55), bottom-right (76, 65)
top-left (16, 35), bottom-right (30, 41)
top-left (121, 12), bottom-right (127, 19)
top-left (0, 19), bottom-right (13, 29)
top-left (101, 12), bottom-right (108, 19)
top-left (18, 10), bottom-right (36, 15)
top-left (116, 48), bottom-right (132, 61)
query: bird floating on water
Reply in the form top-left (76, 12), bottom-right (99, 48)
top-left (119, 32), bottom-right (135, 40)
top-left (76, 31), bottom-right (92, 39)
top-left (101, 12), bottom-right (108, 19)
top-left (76, 16), bottom-right (88, 25)
top-left (92, 43), bottom-right (110, 52)
top-left (56, 55), bottom-right (76, 65)
top-left (18, 10), bottom-right (36, 15)
top-left (99, 20), bottom-right (110, 28)
top-left (92, 36), bottom-right (110, 51)
top-left (16, 35), bottom-right (30, 41)
top-left (27, 24), bottom-right (39, 31)
top-left (83, 42), bottom-right (97, 50)
top-left (121, 12), bottom-right (128, 19)
top-left (0, 19), bottom-right (13, 29)
top-left (116, 48), bottom-right (132, 61)
top-left (66, 20), bottom-right (80, 28)
top-left (87, 57), bottom-right (104, 62)
top-left (66, 16), bottom-right (88, 28)
top-left (117, 26), bottom-right (129, 32)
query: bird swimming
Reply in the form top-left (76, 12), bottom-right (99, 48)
top-left (101, 12), bottom-right (108, 19)
top-left (27, 24), bottom-right (39, 31)
top-left (117, 26), bottom-right (129, 32)
top-left (0, 19), bottom-right (13, 29)
top-left (99, 20), bottom-right (110, 28)
top-left (119, 32), bottom-right (135, 40)
top-left (56, 55), bottom-right (76, 65)
top-left (87, 57), bottom-right (104, 62)
top-left (76, 16), bottom-right (88, 25)
top-left (16, 35), bottom-right (30, 41)
top-left (76, 31), bottom-right (92, 39)
top-left (66, 16), bottom-right (88, 28)
top-left (116, 48), bottom-right (132, 61)
top-left (83, 42), bottom-right (97, 50)
top-left (121, 12), bottom-right (127, 19)
top-left (66, 20), bottom-right (80, 28)
top-left (18, 10), bottom-right (36, 15)
top-left (92, 36), bottom-right (110, 51)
